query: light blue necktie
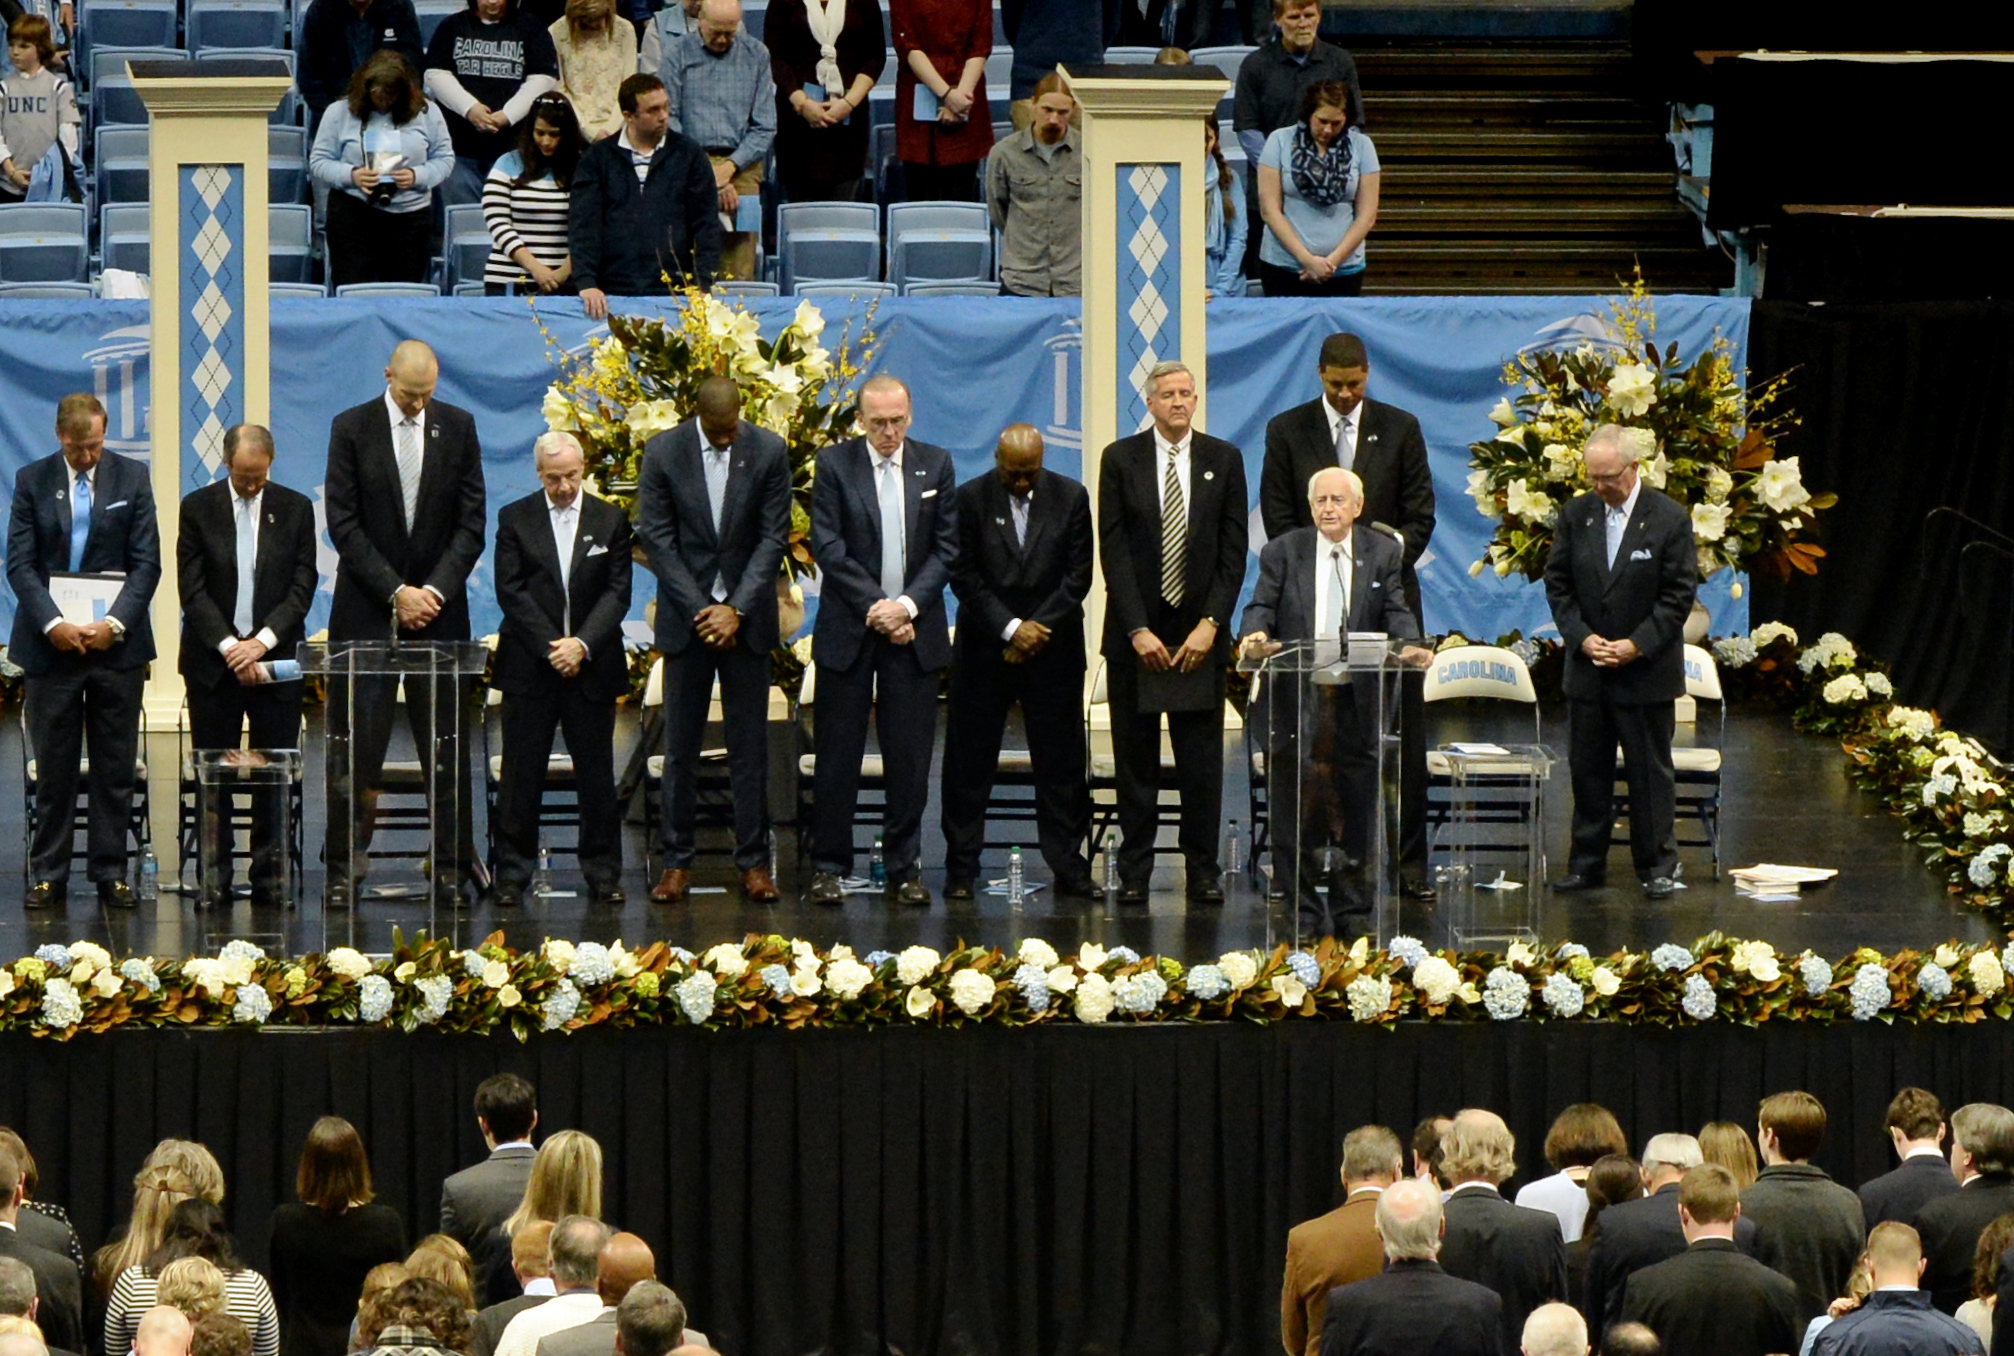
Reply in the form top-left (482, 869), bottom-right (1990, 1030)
top-left (1334, 411), bottom-right (1355, 473)
top-left (1011, 493), bottom-right (1029, 548)
top-left (233, 496), bottom-right (256, 635)
top-left (68, 470), bottom-right (90, 571)
top-left (704, 445), bottom-right (731, 601)
top-left (877, 456), bottom-right (905, 599)
top-left (1605, 506), bottom-right (1626, 569)
top-left (1324, 546), bottom-right (1347, 638)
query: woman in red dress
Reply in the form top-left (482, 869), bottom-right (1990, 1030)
top-left (889, 0), bottom-right (993, 202)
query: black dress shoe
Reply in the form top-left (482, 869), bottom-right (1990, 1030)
top-left (941, 877), bottom-right (976, 901)
top-left (195, 890), bottom-right (229, 910)
top-left (888, 878), bottom-right (931, 906)
top-left (490, 885), bottom-right (524, 908)
top-left (1053, 875), bottom-right (1099, 900)
top-left (591, 881), bottom-right (627, 905)
top-left (24, 881), bottom-right (63, 910)
top-left (1400, 876), bottom-right (1438, 903)
top-left (1187, 875), bottom-right (1226, 904)
top-left (1551, 872), bottom-right (1606, 892)
top-left (98, 880), bottom-right (135, 909)
top-left (1642, 876), bottom-right (1677, 899)
top-left (1117, 880), bottom-right (1149, 904)
top-left (807, 871), bottom-right (846, 906)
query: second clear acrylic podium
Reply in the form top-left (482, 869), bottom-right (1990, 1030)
top-left (300, 640), bottom-right (490, 950)
top-left (1240, 636), bottom-right (1407, 949)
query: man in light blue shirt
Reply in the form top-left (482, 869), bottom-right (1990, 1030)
top-left (659, 0), bottom-right (773, 279)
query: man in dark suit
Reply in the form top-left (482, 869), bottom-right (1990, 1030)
top-left (177, 424), bottom-right (319, 909)
top-left (1436, 1109), bottom-right (1570, 1354)
top-left (1282, 1125), bottom-right (1404, 1356)
top-left (1859, 1086), bottom-right (1958, 1230)
top-left (1098, 360), bottom-right (1248, 903)
top-left (1618, 1165), bottom-right (1801, 1356)
top-left (1259, 332), bottom-right (1437, 900)
top-left (490, 434), bottom-right (632, 907)
top-left (442, 1074), bottom-right (538, 1306)
top-left (805, 375), bottom-right (957, 907)
top-left (635, 376), bottom-right (791, 904)
top-left (1813, 1222), bottom-right (1984, 1356)
top-left (5, 392), bottom-right (159, 910)
top-left (471, 1221), bottom-right (556, 1356)
top-left (570, 73), bottom-right (722, 322)
top-left (1240, 467), bottom-right (1423, 934)
top-left (1543, 423), bottom-right (1696, 899)
top-left (1320, 1177), bottom-right (1502, 1356)
top-left (323, 339), bottom-right (488, 907)
top-left (1581, 1133), bottom-right (1760, 1343)
top-left (1916, 1102), bottom-right (2014, 1313)
top-left (939, 425), bottom-right (1095, 901)
top-left (0, 1145), bottom-right (80, 1355)
top-left (1742, 1090), bottom-right (1868, 1326)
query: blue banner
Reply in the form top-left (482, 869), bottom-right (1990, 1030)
top-left (0, 294), bottom-right (1749, 644)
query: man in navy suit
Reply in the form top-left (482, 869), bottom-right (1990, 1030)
top-left (1240, 466), bottom-right (1422, 933)
top-left (1544, 423), bottom-right (1696, 899)
top-left (939, 425), bottom-right (1095, 900)
top-left (323, 339), bottom-right (488, 907)
top-left (489, 433), bottom-right (633, 907)
top-left (5, 392), bottom-right (160, 910)
top-left (177, 424), bottom-right (319, 908)
top-left (635, 375), bottom-right (791, 904)
top-left (805, 374), bottom-right (957, 907)
top-left (1320, 1176), bottom-right (1503, 1356)
top-left (1097, 360), bottom-right (1249, 903)
top-left (1858, 1087), bottom-right (1958, 1230)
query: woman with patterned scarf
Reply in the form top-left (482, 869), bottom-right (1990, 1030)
top-left (1255, 78), bottom-right (1381, 297)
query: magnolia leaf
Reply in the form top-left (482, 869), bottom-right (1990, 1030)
top-left (1732, 430), bottom-right (1773, 469)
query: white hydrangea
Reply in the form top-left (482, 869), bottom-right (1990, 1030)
top-left (946, 969), bottom-right (995, 1016)
top-left (825, 958), bottom-right (873, 1002)
top-left (1346, 975), bottom-right (1391, 1023)
top-left (1865, 672), bottom-right (1893, 698)
top-left (703, 943), bottom-right (749, 978)
top-left (1017, 938), bottom-right (1059, 970)
top-left (541, 938), bottom-right (576, 974)
top-left (1713, 636), bottom-right (1758, 668)
top-left (1969, 951), bottom-right (2005, 998)
top-left (1797, 632), bottom-right (1857, 674)
top-left (325, 947), bottom-right (373, 981)
top-left (1413, 956), bottom-right (1461, 1005)
top-left (1963, 811), bottom-right (2004, 840)
top-left (1822, 674), bottom-right (1867, 705)
top-left (1886, 706), bottom-right (1937, 740)
top-left (1218, 951), bottom-right (1260, 991)
top-left (1967, 844), bottom-right (2011, 888)
top-left (895, 946), bottom-right (942, 986)
top-left (1073, 973), bottom-right (1114, 1024)
top-left (1750, 621), bottom-right (1798, 650)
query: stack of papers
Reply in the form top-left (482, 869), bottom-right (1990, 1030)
top-left (1732, 864), bottom-right (1838, 902)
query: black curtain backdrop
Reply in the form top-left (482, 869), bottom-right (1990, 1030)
top-left (1748, 301), bottom-right (2014, 752)
top-left (11, 1021), bottom-right (2014, 1356)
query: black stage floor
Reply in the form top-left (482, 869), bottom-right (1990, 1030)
top-left (0, 703), bottom-right (1991, 959)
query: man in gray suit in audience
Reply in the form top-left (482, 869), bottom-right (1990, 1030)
top-left (440, 1074), bottom-right (539, 1305)
top-left (470, 1222), bottom-right (557, 1356)
top-left (535, 1239), bottom-right (707, 1356)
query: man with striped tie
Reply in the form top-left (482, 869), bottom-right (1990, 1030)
top-left (1096, 360), bottom-right (1249, 904)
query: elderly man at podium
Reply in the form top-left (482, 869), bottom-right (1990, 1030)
top-left (1238, 466), bottom-right (1421, 936)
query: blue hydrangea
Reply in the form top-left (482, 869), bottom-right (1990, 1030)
top-left (541, 979), bottom-right (582, 1030)
top-left (119, 958), bottom-right (159, 994)
top-left (759, 963), bottom-right (793, 998)
top-left (1799, 954), bottom-right (1835, 996)
top-left (1651, 944), bottom-right (1694, 973)
top-left (1509, 638), bottom-right (1540, 666)
top-left (1918, 962), bottom-right (1953, 1001)
top-left (1849, 963), bottom-right (1892, 1021)
top-left (1388, 936), bottom-right (1428, 970)
top-left (569, 942), bottom-right (616, 987)
top-left (1540, 972), bottom-right (1583, 1018)
top-left (463, 950), bottom-right (488, 979)
top-left (38, 978), bottom-right (82, 1029)
top-left (1012, 963), bottom-right (1052, 1013)
top-left (1555, 943), bottom-right (1590, 962)
top-left (414, 975), bottom-right (453, 1023)
top-left (33, 944), bottom-right (72, 968)
top-left (667, 946), bottom-right (696, 965)
top-left (233, 982), bottom-right (274, 1025)
top-left (1286, 951), bottom-right (1322, 988)
top-left (358, 974), bottom-right (393, 1022)
top-left (221, 939), bottom-right (267, 964)
top-left (1107, 945), bottom-right (1142, 968)
top-left (675, 971), bottom-right (718, 1025)
top-left (1186, 964), bottom-right (1229, 1001)
top-left (1681, 974), bottom-right (1717, 1021)
top-left (1112, 971), bottom-right (1168, 1014)
top-left (865, 950), bottom-right (895, 969)
top-left (1482, 968), bottom-right (1529, 1020)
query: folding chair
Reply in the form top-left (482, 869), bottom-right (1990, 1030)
top-left (19, 706), bottom-right (152, 888)
top-left (1613, 644), bottom-right (1725, 877)
top-left (1420, 644), bottom-right (1546, 873)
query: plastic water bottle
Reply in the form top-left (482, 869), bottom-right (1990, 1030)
top-left (138, 846), bottom-right (159, 904)
top-left (1102, 831), bottom-right (1120, 895)
top-left (533, 842), bottom-right (553, 898)
top-left (869, 835), bottom-right (886, 887)
top-left (1223, 819), bottom-right (1246, 876)
top-left (767, 833), bottom-right (780, 882)
top-left (1007, 846), bottom-right (1025, 909)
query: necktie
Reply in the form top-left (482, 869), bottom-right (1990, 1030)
top-left (234, 496), bottom-right (257, 636)
top-left (1011, 493), bottom-right (1029, 548)
top-left (1335, 412), bottom-right (1355, 473)
top-left (877, 457), bottom-right (905, 599)
top-left (396, 417), bottom-right (421, 530)
top-left (705, 447), bottom-right (730, 601)
top-left (1325, 546), bottom-right (1347, 638)
top-left (555, 505), bottom-right (574, 632)
top-left (1160, 447), bottom-right (1186, 607)
top-left (68, 470), bottom-right (91, 572)
top-left (1605, 506), bottom-right (1625, 569)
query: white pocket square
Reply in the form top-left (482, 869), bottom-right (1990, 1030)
top-left (1630, 548), bottom-right (1652, 561)
top-left (921, 489), bottom-right (938, 499)
top-left (1371, 580), bottom-right (1382, 588)
top-left (105, 500), bottom-right (128, 510)
top-left (586, 544), bottom-right (609, 557)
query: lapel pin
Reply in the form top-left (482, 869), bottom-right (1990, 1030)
top-left (995, 517), bottom-right (1005, 526)
top-left (1367, 434), bottom-right (1379, 443)
top-left (1203, 471), bottom-right (1215, 481)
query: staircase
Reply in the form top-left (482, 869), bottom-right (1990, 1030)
top-left (1350, 40), bottom-right (1731, 294)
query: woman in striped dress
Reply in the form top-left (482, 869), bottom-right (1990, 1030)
top-left (103, 1199), bottom-right (280, 1356)
top-left (482, 93), bottom-right (584, 295)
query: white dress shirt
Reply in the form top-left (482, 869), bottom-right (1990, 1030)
top-left (216, 486), bottom-right (281, 656)
top-left (619, 128), bottom-right (657, 184)
top-left (383, 391), bottom-right (445, 604)
top-left (871, 443), bottom-right (919, 619)
top-left (548, 493), bottom-right (588, 650)
top-left (1312, 530), bottom-right (1353, 639)
top-left (44, 459), bottom-right (108, 635)
top-left (1513, 1168), bottom-right (1593, 1243)
top-left (1153, 428), bottom-right (1193, 512)
top-left (1604, 475), bottom-right (1644, 563)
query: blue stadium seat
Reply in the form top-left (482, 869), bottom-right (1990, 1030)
top-left (335, 282), bottom-right (440, 297)
top-left (98, 202), bottom-right (150, 275)
top-left (414, 0), bottom-right (460, 46)
top-left (270, 124), bottom-right (308, 203)
top-left (77, 0), bottom-right (178, 67)
top-left (793, 280), bottom-right (894, 301)
top-left (451, 281), bottom-right (486, 296)
top-left (94, 125), bottom-right (151, 203)
top-left (713, 280), bottom-right (778, 297)
top-left (269, 281), bottom-right (327, 297)
top-left (886, 200), bottom-right (991, 289)
top-left (777, 201), bottom-right (879, 292)
top-left (269, 203), bottom-right (312, 282)
top-left (196, 49), bottom-right (297, 123)
top-left (1191, 45), bottom-right (1256, 87)
top-left (0, 204), bottom-right (90, 283)
top-left (0, 280), bottom-right (95, 298)
top-left (904, 280), bottom-right (999, 297)
top-left (1104, 47), bottom-right (1160, 64)
top-left (90, 47), bottom-right (187, 128)
top-left (440, 202), bottom-right (489, 291)
top-left (984, 50), bottom-right (1012, 118)
top-left (188, 0), bottom-right (288, 53)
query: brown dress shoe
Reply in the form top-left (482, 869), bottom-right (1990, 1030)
top-left (649, 868), bottom-right (690, 903)
top-left (741, 866), bottom-right (780, 902)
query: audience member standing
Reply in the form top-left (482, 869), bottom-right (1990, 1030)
top-left (1860, 1087), bottom-right (1960, 1230)
top-left (569, 72), bottom-right (721, 318)
top-left (608, 1282), bottom-right (695, 1356)
top-left (1617, 1165), bottom-right (1800, 1356)
top-left (1516, 1106), bottom-right (1630, 1246)
top-left (1319, 1177), bottom-right (1502, 1356)
top-left (93, 1144), bottom-right (226, 1303)
top-left (491, 1133), bottom-right (604, 1309)
top-left (483, 93), bottom-right (585, 294)
top-left (309, 53), bottom-right (456, 288)
top-left (1965, 1214), bottom-right (2014, 1352)
top-left (1523, 1303), bottom-right (1589, 1356)
top-left (1437, 1110), bottom-right (1571, 1354)
top-left (637, 0), bottom-right (701, 76)
top-left (551, 0), bottom-right (637, 140)
top-left (764, 0), bottom-right (884, 201)
top-left (424, 0), bottom-right (559, 204)
top-left (1255, 80), bottom-right (1378, 297)
top-left (1598, 1323), bottom-right (1660, 1356)
top-left (1571, 1156), bottom-right (1645, 1308)
top-left (297, 0), bottom-right (424, 132)
top-left (493, 1220), bottom-right (612, 1356)
top-left (103, 1203), bottom-right (279, 1356)
top-left (528, 1235), bottom-right (706, 1356)
top-left (355, 1279), bottom-right (471, 1356)
top-left (889, 0), bottom-right (992, 202)
top-left (0, 1146), bottom-right (79, 1356)
top-left (0, 16), bottom-right (79, 202)
top-left (985, 71), bottom-right (1079, 296)
top-left (1740, 1091), bottom-right (1875, 1326)
top-left (268, 1118), bottom-right (408, 1356)
top-left (1917, 1103), bottom-right (2014, 1313)
top-left (0, 1131), bottom-right (83, 1271)
top-left (998, 0), bottom-right (1103, 128)
top-left (440, 1075), bottom-right (540, 1305)
top-left (1202, 118), bottom-right (1246, 296)
top-left (659, 0), bottom-right (773, 278)
top-left (1698, 1121), bottom-right (1759, 1190)
top-left (1282, 1126), bottom-right (1404, 1356)
top-left (1232, 0), bottom-right (1360, 270)
top-left (469, 1223), bottom-right (556, 1356)
top-left (133, 1307), bottom-right (195, 1356)
top-left (1811, 1223), bottom-right (1985, 1356)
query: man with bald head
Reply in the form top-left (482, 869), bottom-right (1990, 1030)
top-left (324, 339), bottom-right (489, 907)
top-left (490, 432), bottom-right (633, 906)
top-left (938, 424), bottom-right (1095, 900)
top-left (1239, 466), bottom-right (1421, 936)
top-left (536, 1242), bottom-right (709, 1356)
top-left (132, 1308), bottom-right (191, 1356)
top-left (636, 374), bottom-right (791, 904)
top-left (1319, 1177), bottom-right (1501, 1356)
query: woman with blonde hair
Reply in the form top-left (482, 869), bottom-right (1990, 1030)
top-left (156, 1257), bottom-right (229, 1322)
top-left (549, 0), bottom-right (633, 142)
top-left (269, 1117), bottom-right (407, 1356)
top-left (401, 1238), bottom-right (475, 1314)
top-left (351, 1264), bottom-right (411, 1351)
top-left (93, 1141), bottom-right (227, 1299)
top-left (104, 1199), bottom-right (279, 1356)
top-left (1700, 1120), bottom-right (1761, 1191)
top-left (485, 1132), bottom-right (602, 1303)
